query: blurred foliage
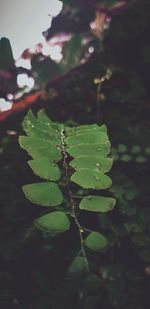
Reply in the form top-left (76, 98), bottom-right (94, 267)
top-left (0, 0), bottom-right (150, 308)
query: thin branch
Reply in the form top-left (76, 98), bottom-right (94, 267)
top-left (60, 128), bottom-right (89, 272)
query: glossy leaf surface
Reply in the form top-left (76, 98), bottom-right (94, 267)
top-left (67, 142), bottom-right (111, 158)
top-left (71, 169), bottom-right (112, 189)
top-left (69, 157), bottom-right (113, 173)
top-left (65, 131), bottom-right (108, 146)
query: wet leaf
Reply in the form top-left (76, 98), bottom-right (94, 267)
top-left (19, 136), bottom-right (62, 160)
top-left (71, 169), bottom-right (112, 189)
top-left (67, 142), bottom-right (111, 158)
top-left (65, 131), bottom-right (108, 146)
top-left (28, 159), bottom-right (61, 181)
top-left (69, 157), bottom-right (113, 173)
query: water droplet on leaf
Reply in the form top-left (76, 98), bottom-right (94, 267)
top-left (94, 176), bottom-right (100, 181)
top-left (87, 195), bottom-right (92, 200)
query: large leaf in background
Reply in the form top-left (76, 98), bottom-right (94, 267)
top-left (79, 195), bottom-right (116, 212)
top-left (0, 38), bottom-right (15, 71)
top-left (28, 159), bottom-right (61, 181)
top-left (34, 211), bottom-right (70, 233)
top-left (61, 34), bottom-right (83, 70)
top-left (22, 182), bottom-right (63, 206)
top-left (85, 231), bottom-right (108, 252)
top-left (31, 54), bottom-right (62, 85)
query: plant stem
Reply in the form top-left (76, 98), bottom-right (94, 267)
top-left (60, 129), bottom-right (89, 272)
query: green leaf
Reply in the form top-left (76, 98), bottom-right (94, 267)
top-left (117, 144), bottom-right (127, 153)
top-left (145, 147), bottom-right (150, 155)
top-left (120, 154), bottom-right (131, 162)
top-left (22, 110), bottom-right (35, 134)
top-left (79, 196), bottom-right (116, 212)
top-left (67, 142), bottom-right (111, 158)
top-left (23, 111), bottom-right (61, 143)
top-left (27, 109), bottom-right (36, 122)
top-left (24, 119), bottom-right (61, 144)
top-left (19, 136), bottom-right (62, 160)
top-left (130, 145), bottom-right (141, 154)
top-left (28, 159), bottom-right (61, 181)
top-left (34, 211), bottom-right (70, 233)
top-left (65, 131), bottom-right (108, 146)
top-left (22, 182), bottom-right (63, 206)
top-left (71, 169), bottom-right (112, 189)
top-left (67, 256), bottom-right (88, 279)
top-left (69, 157), bottom-right (113, 173)
top-left (37, 110), bottom-right (52, 125)
top-left (85, 232), bottom-right (108, 252)
top-left (66, 124), bottom-right (106, 135)
top-left (135, 156), bottom-right (146, 163)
